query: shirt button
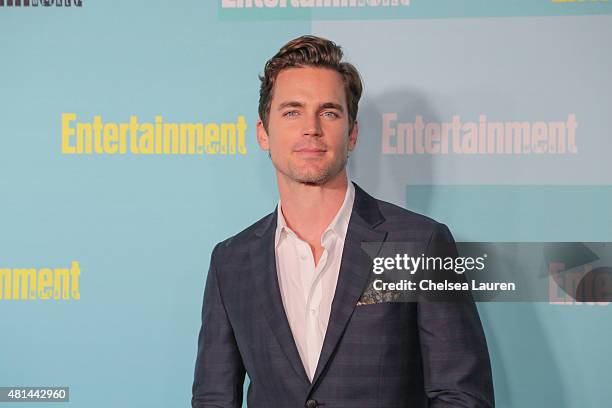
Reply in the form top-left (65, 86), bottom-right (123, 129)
top-left (300, 253), bottom-right (308, 260)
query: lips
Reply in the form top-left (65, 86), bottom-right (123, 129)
top-left (294, 145), bottom-right (327, 153)
top-left (296, 148), bottom-right (326, 153)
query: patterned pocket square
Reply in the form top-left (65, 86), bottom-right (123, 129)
top-left (356, 280), bottom-right (402, 306)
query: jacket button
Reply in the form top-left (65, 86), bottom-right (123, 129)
top-left (305, 399), bottom-right (318, 408)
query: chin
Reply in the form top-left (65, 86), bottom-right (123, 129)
top-left (285, 160), bottom-right (345, 185)
top-left (294, 174), bottom-right (329, 185)
top-left (293, 166), bottom-right (344, 185)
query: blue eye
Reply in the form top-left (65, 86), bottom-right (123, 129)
top-left (322, 111), bottom-right (339, 118)
top-left (284, 111), bottom-right (299, 117)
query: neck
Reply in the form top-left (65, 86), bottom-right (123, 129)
top-left (277, 170), bottom-right (349, 244)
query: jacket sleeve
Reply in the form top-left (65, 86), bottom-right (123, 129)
top-left (192, 243), bottom-right (246, 408)
top-left (417, 224), bottom-right (495, 408)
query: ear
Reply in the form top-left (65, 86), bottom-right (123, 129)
top-left (256, 119), bottom-right (270, 151)
top-left (348, 120), bottom-right (359, 151)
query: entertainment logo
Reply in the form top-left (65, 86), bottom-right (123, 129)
top-left (221, 0), bottom-right (410, 8)
top-left (219, 0), bottom-right (411, 21)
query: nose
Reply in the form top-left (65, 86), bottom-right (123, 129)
top-left (302, 113), bottom-right (322, 137)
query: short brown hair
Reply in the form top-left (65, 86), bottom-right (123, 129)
top-left (258, 35), bottom-right (363, 133)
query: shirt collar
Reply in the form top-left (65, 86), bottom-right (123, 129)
top-left (275, 181), bottom-right (355, 248)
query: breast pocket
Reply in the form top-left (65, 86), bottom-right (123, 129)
top-left (346, 302), bottom-right (415, 344)
top-left (351, 301), bottom-right (406, 319)
top-left (344, 302), bottom-right (422, 384)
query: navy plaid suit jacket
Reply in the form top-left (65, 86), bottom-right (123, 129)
top-left (192, 183), bottom-right (494, 408)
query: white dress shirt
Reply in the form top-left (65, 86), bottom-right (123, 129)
top-left (274, 181), bottom-right (355, 382)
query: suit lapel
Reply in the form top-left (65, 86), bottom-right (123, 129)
top-left (250, 211), bottom-right (311, 386)
top-left (309, 183), bottom-right (387, 389)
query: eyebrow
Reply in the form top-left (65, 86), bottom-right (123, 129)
top-left (277, 101), bottom-right (345, 113)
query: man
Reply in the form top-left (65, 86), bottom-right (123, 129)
top-left (192, 35), bottom-right (494, 408)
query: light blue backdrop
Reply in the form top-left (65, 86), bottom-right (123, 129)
top-left (1, 1), bottom-right (610, 407)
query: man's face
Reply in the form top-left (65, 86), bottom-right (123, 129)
top-left (257, 66), bottom-right (358, 186)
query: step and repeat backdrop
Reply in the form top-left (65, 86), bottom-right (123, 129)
top-left (1, 1), bottom-right (611, 407)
